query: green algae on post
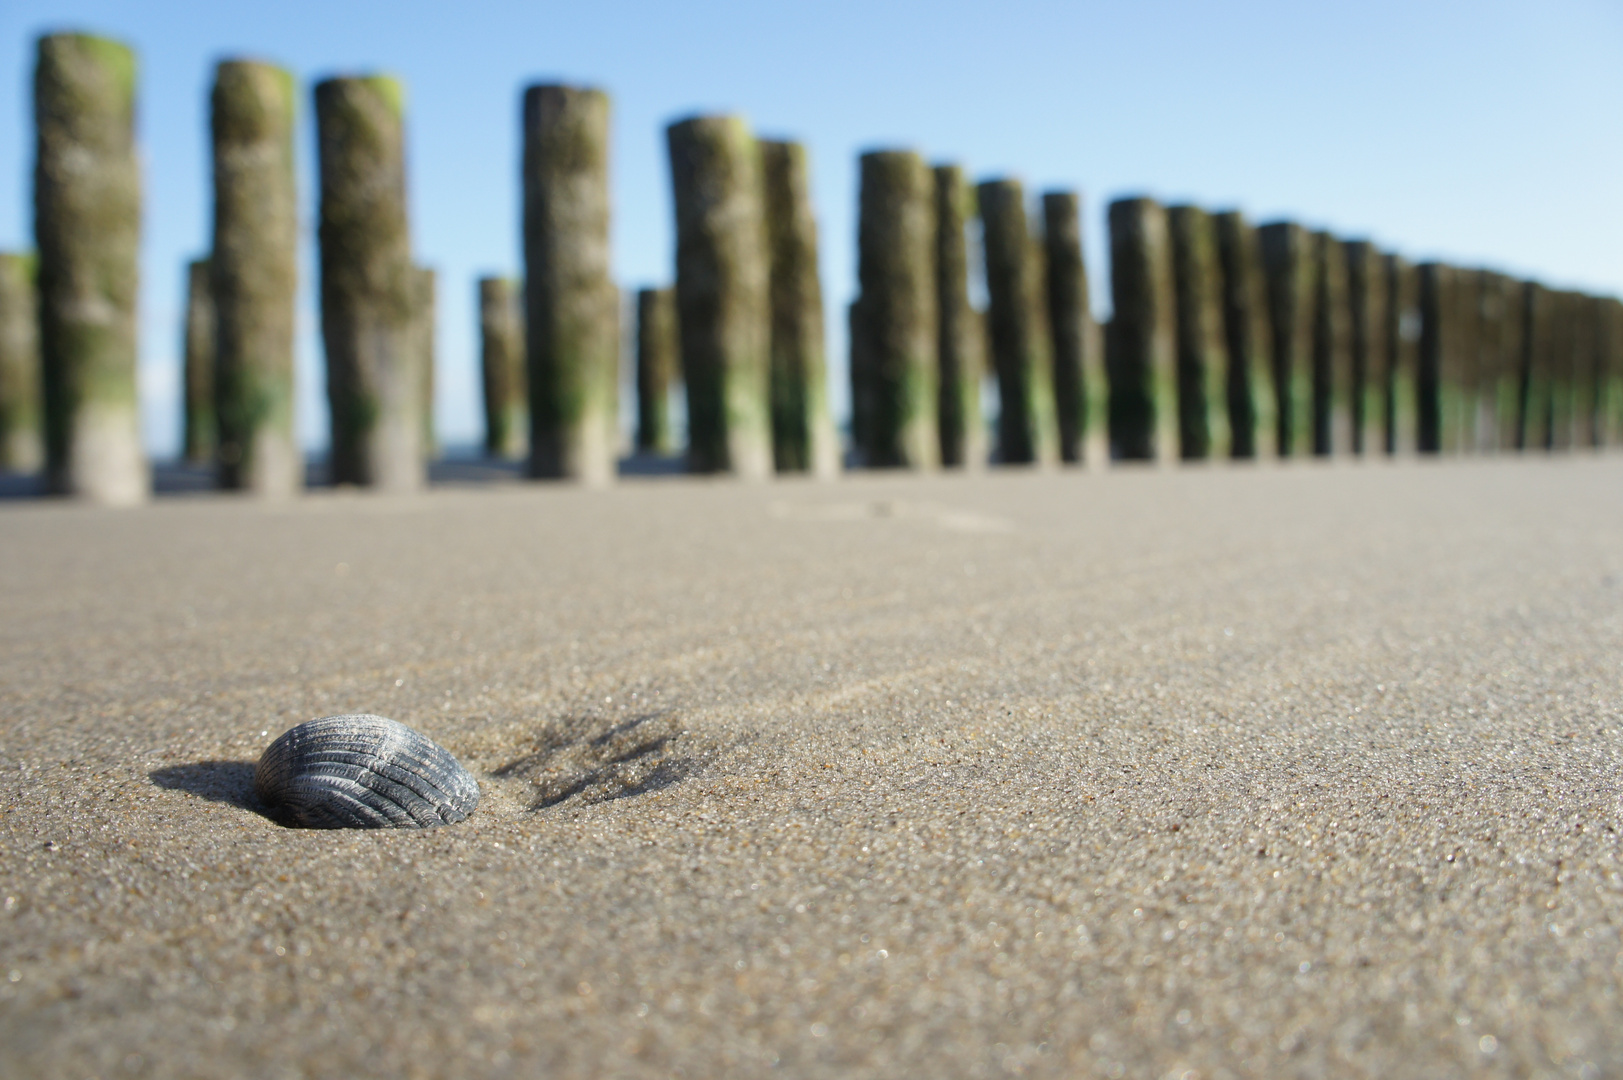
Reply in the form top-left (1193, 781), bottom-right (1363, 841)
top-left (181, 258), bottom-right (215, 464)
top-left (211, 59), bottom-right (299, 495)
top-left (1108, 197), bottom-right (1176, 463)
top-left (480, 277), bottom-right (527, 460)
top-left (761, 140), bottom-right (838, 478)
top-left (315, 75), bottom-right (421, 491)
top-left (34, 32), bottom-right (147, 504)
top-left (1168, 205), bottom-right (1229, 461)
top-left (1342, 241), bottom-right (1388, 456)
top-left (933, 165), bottom-right (986, 470)
top-left (1312, 230), bottom-right (1352, 456)
top-left (1043, 191), bottom-right (1098, 465)
top-left (667, 115), bottom-right (772, 478)
top-left (981, 178), bottom-right (1056, 466)
top-left (0, 252), bottom-right (44, 473)
top-left (634, 287), bottom-right (678, 456)
top-left (1214, 212), bottom-right (1274, 459)
top-left (1258, 222), bottom-right (1317, 459)
top-left (524, 85), bottom-right (618, 486)
top-left (857, 151), bottom-right (939, 469)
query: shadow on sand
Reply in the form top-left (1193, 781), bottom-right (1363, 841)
top-left (149, 760), bottom-right (278, 820)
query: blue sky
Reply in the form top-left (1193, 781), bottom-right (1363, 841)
top-left (2, 0), bottom-right (1620, 457)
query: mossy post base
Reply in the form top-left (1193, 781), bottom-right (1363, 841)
top-left (480, 277), bottom-right (526, 459)
top-left (316, 75), bottom-right (422, 493)
top-left (634, 288), bottom-right (677, 455)
top-left (1258, 222), bottom-right (1317, 459)
top-left (0, 253), bottom-right (44, 472)
top-left (761, 140), bottom-right (838, 478)
top-left (667, 115), bottom-right (772, 479)
top-left (1343, 241), bottom-right (1387, 456)
top-left (933, 165), bottom-right (985, 469)
top-left (1044, 191), bottom-right (1099, 465)
top-left (181, 258), bottom-right (214, 464)
top-left (212, 59), bottom-right (299, 496)
top-left (524, 85), bottom-right (617, 486)
top-left (1169, 206), bottom-right (1229, 460)
top-left (855, 151), bottom-right (938, 470)
top-left (981, 179), bottom-right (1055, 466)
top-left (34, 32), bottom-right (147, 504)
top-left (1312, 231), bottom-right (1352, 456)
top-left (1214, 212), bottom-right (1273, 459)
top-left (1108, 198), bottom-right (1176, 463)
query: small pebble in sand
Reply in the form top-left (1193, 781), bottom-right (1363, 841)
top-left (254, 714), bottom-right (480, 829)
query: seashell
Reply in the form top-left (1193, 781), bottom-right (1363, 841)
top-left (254, 714), bottom-right (480, 829)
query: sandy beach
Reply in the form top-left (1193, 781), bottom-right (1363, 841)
top-left (1, 457), bottom-right (1620, 1079)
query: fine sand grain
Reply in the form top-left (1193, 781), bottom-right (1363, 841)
top-left (1, 458), bottom-right (1620, 1078)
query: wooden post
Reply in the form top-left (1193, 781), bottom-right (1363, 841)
top-left (181, 257), bottom-right (214, 465)
top-left (1385, 254), bottom-right (1420, 455)
top-left (982, 179), bottom-right (1058, 466)
top-left (1343, 241), bottom-right (1387, 456)
top-left (211, 59), bottom-right (299, 495)
top-left (1310, 231), bottom-right (1352, 456)
top-left (315, 75), bottom-right (420, 491)
top-left (1547, 290), bottom-right (1579, 452)
top-left (1419, 263), bottom-right (1477, 455)
top-left (667, 115), bottom-right (771, 478)
top-left (1518, 283), bottom-right (1551, 451)
top-left (634, 287), bottom-right (677, 456)
top-left (0, 252), bottom-right (43, 473)
top-left (1484, 272), bottom-right (1525, 453)
top-left (761, 139), bottom-right (837, 478)
top-left (934, 165), bottom-right (986, 469)
top-left (34, 33), bottom-right (147, 503)
top-left (1258, 222), bottom-right (1317, 459)
top-left (1168, 205), bottom-right (1229, 460)
top-left (525, 85), bottom-right (617, 485)
top-left (414, 265), bottom-right (437, 462)
top-left (479, 277), bottom-right (526, 459)
top-left (1044, 191), bottom-right (1104, 465)
top-left (1602, 297), bottom-right (1623, 447)
top-left (1214, 212), bottom-right (1273, 459)
top-left (1108, 198), bottom-right (1176, 463)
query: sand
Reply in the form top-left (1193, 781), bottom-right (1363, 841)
top-left (1, 457), bottom-right (1620, 1079)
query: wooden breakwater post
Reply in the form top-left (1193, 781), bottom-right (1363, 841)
top-left (315, 75), bottom-right (421, 491)
top-left (1108, 197), bottom-right (1176, 463)
top-left (1518, 282), bottom-right (1553, 451)
top-left (0, 252), bottom-right (43, 473)
top-left (981, 179), bottom-right (1055, 466)
top-left (181, 258), bottom-right (214, 464)
top-left (633, 287), bottom-right (676, 455)
top-left (1214, 212), bottom-right (1273, 459)
top-left (211, 59), bottom-right (299, 494)
top-left (1168, 205), bottom-right (1229, 460)
top-left (34, 32), bottom-right (147, 503)
top-left (1343, 241), bottom-right (1387, 456)
top-left (525, 85), bottom-right (617, 485)
top-left (1418, 262), bottom-right (1478, 455)
top-left (1044, 190), bottom-right (1104, 465)
top-left (934, 165), bottom-right (985, 469)
top-left (1258, 222), bottom-right (1317, 459)
top-left (855, 151), bottom-right (937, 469)
top-left (761, 139), bottom-right (838, 478)
top-left (667, 115), bottom-right (771, 478)
top-left (1385, 254), bottom-right (1420, 454)
top-left (1311, 231), bottom-right (1351, 456)
top-left (479, 277), bottom-right (526, 459)
top-left (1474, 271), bottom-right (1522, 453)
top-left (414, 265), bottom-right (437, 460)
top-left (1600, 297), bottom-right (1623, 447)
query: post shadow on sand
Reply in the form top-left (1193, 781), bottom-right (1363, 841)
top-left (149, 760), bottom-right (281, 821)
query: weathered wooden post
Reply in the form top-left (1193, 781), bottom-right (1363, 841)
top-left (934, 165), bottom-right (985, 469)
top-left (479, 276), bottom-right (526, 459)
top-left (982, 179), bottom-right (1057, 466)
top-left (1474, 271), bottom-right (1518, 453)
top-left (1601, 297), bottom-right (1623, 447)
top-left (1213, 212), bottom-right (1273, 459)
top-left (1044, 191), bottom-right (1103, 465)
top-left (1492, 274), bottom-right (1527, 452)
top-left (1518, 282), bottom-right (1552, 451)
top-left (634, 287), bottom-right (677, 455)
top-left (1343, 241), bottom-right (1387, 456)
top-left (34, 32), bottom-right (146, 503)
top-left (315, 75), bottom-right (420, 491)
top-left (525, 85), bottom-right (617, 485)
top-left (0, 253), bottom-right (43, 473)
top-left (852, 151), bottom-right (937, 469)
top-left (1575, 293), bottom-right (1607, 450)
top-left (1168, 205), bottom-right (1229, 460)
top-left (1454, 268), bottom-right (1483, 453)
top-left (181, 258), bottom-right (214, 464)
top-left (1548, 290), bottom-right (1581, 451)
top-left (211, 59), bottom-right (298, 495)
top-left (761, 139), bottom-right (838, 478)
top-left (1309, 231), bottom-right (1352, 456)
top-left (1258, 222), bottom-right (1317, 458)
top-left (1419, 263), bottom-right (1477, 454)
top-left (1108, 197), bottom-right (1176, 463)
top-left (414, 265), bottom-right (437, 461)
top-left (667, 115), bottom-right (771, 478)
top-left (1385, 254), bottom-right (1420, 454)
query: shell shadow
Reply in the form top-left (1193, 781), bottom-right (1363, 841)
top-left (149, 760), bottom-right (279, 821)
top-left (493, 711), bottom-right (704, 810)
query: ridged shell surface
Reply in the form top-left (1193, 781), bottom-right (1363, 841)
top-left (254, 714), bottom-right (480, 829)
